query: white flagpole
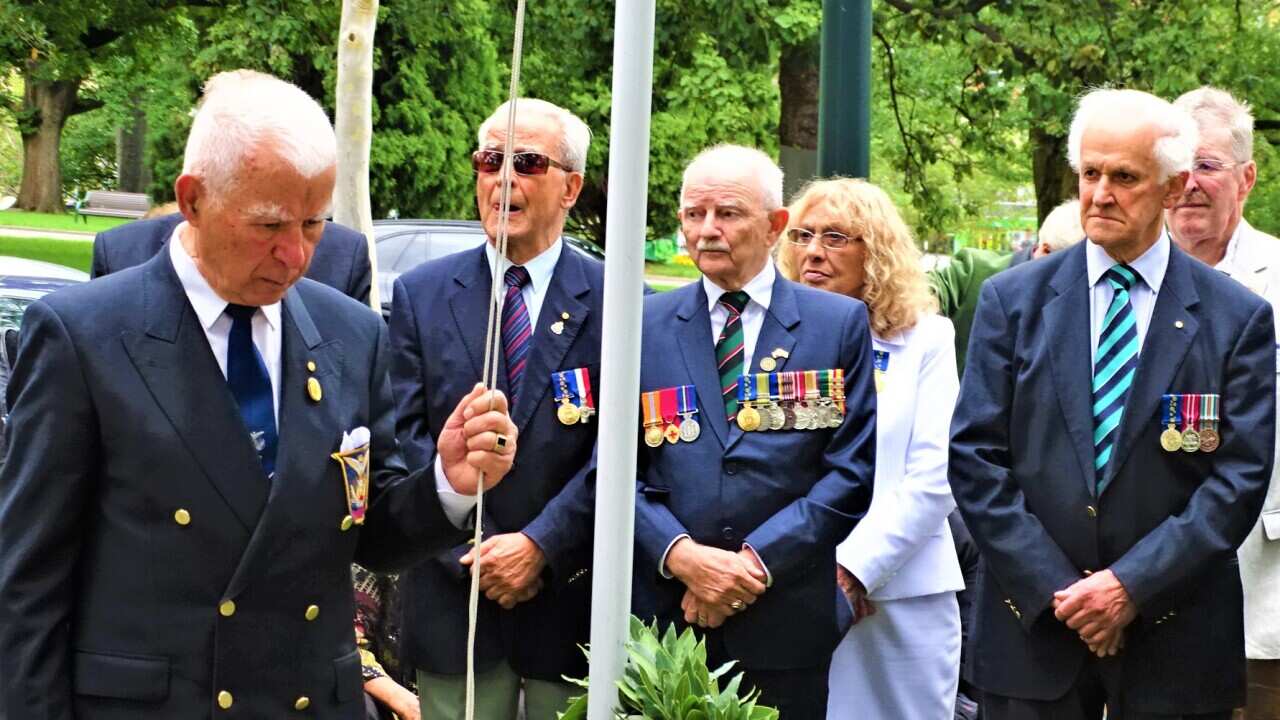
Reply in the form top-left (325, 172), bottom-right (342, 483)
top-left (586, 0), bottom-right (656, 717)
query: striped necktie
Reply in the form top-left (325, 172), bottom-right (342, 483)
top-left (716, 290), bottom-right (750, 421)
top-left (502, 265), bottom-right (533, 405)
top-left (1092, 263), bottom-right (1141, 495)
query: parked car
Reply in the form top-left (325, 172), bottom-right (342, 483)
top-left (372, 219), bottom-right (604, 315)
top-left (0, 256), bottom-right (89, 332)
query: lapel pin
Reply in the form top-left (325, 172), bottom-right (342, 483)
top-left (561, 311), bottom-right (570, 320)
top-left (307, 360), bottom-right (317, 372)
top-left (1175, 320), bottom-right (1185, 329)
top-left (307, 376), bottom-right (323, 403)
top-left (772, 348), bottom-right (789, 359)
top-left (760, 357), bottom-right (777, 371)
top-left (550, 321), bottom-right (565, 335)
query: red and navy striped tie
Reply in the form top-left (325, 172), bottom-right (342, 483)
top-left (502, 265), bottom-right (533, 405)
top-left (716, 291), bottom-right (750, 421)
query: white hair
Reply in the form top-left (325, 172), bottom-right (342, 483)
top-left (681, 144), bottom-right (784, 211)
top-left (182, 70), bottom-right (337, 200)
top-left (1174, 86), bottom-right (1254, 163)
top-left (1037, 199), bottom-right (1085, 253)
top-left (477, 98), bottom-right (592, 173)
top-left (1067, 88), bottom-right (1198, 182)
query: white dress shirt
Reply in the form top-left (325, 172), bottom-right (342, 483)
top-left (703, 261), bottom-right (776, 372)
top-left (1086, 231), bottom-right (1171, 363)
top-left (434, 238), bottom-right (565, 528)
top-left (168, 225), bottom-right (282, 421)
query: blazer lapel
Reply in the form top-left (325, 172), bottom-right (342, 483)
top-left (121, 252), bottom-right (268, 533)
top-left (1104, 247), bottom-right (1199, 493)
top-left (676, 283), bottom-right (729, 448)
top-left (1043, 247), bottom-right (1099, 494)
top-left (223, 288), bottom-right (343, 601)
top-left (511, 249), bottom-right (591, 432)
top-left (726, 277), bottom-right (800, 451)
top-left (448, 246), bottom-right (506, 391)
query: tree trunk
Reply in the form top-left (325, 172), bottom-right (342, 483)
top-left (778, 38), bottom-right (820, 200)
top-left (1030, 126), bottom-right (1078, 227)
top-left (16, 69), bottom-right (80, 213)
top-left (116, 100), bottom-right (148, 193)
top-left (334, 0), bottom-right (380, 311)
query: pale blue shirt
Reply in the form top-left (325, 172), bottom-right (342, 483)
top-left (435, 238), bottom-right (565, 528)
top-left (1086, 231), bottom-right (1170, 365)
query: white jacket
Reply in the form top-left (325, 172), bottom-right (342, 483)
top-left (1224, 219), bottom-right (1280, 659)
top-left (837, 313), bottom-right (965, 600)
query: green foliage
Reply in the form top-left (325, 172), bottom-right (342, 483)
top-left (559, 617), bottom-right (778, 720)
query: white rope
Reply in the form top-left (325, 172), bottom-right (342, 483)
top-left (466, 1), bottom-right (528, 717)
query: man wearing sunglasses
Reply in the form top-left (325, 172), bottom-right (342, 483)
top-left (389, 98), bottom-right (603, 720)
top-left (1166, 86), bottom-right (1280, 720)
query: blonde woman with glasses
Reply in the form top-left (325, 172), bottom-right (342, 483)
top-left (778, 178), bottom-right (964, 719)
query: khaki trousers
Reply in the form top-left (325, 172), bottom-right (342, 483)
top-left (417, 661), bottom-right (578, 719)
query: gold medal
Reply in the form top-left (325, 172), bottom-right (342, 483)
top-left (557, 401), bottom-right (581, 425)
top-left (1160, 427), bottom-right (1182, 452)
top-left (307, 376), bottom-right (323, 403)
top-left (1199, 427), bottom-right (1220, 452)
top-left (737, 404), bottom-right (761, 432)
top-left (644, 425), bottom-right (664, 448)
top-left (1180, 428), bottom-right (1201, 453)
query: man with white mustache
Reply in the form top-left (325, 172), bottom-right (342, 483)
top-left (1166, 86), bottom-right (1280, 720)
top-left (389, 99), bottom-right (604, 719)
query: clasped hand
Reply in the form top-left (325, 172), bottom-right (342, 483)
top-left (666, 539), bottom-right (767, 629)
top-left (460, 532), bottom-right (546, 609)
top-left (1052, 569), bottom-right (1137, 657)
top-left (438, 383), bottom-right (518, 494)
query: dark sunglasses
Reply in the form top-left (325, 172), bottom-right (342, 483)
top-left (471, 150), bottom-right (569, 176)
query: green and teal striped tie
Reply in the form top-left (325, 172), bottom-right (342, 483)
top-left (716, 291), bottom-right (750, 421)
top-left (1092, 264), bottom-right (1141, 495)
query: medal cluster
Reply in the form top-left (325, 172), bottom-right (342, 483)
top-left (1159, 393), bottom-right (1220, 453)
top-left (641, 385), bottom-right (701, 447)
top-left (737, 369), bottom-right (845, 433)
top-left (552, 368), bottom-right (596, 426)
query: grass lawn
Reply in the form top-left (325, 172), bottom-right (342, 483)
top-left (0, 236), bottom-right (93, 273)
top-left (644, 259), bottom-right (700, 279)
top-left (0, 209), bottom-right (129, 234)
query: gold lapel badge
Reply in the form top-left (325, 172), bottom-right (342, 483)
top-left (307, 376), bottom-right (323, 403)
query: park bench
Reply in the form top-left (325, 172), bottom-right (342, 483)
top-left (75, 191), bottom-right (150, 221)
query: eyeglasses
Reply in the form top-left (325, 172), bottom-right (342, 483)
top-left (785, 228), bottom-right (858, 250)
top-left (1191, 157), bottom-right (1239, 177)
top-left (471, 150), bottom-right (569, 176)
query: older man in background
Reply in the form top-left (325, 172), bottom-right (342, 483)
top-left (951, 88), bottom-right (1275, 719)
top-left (1166, 86), bottom-right (1280, 720)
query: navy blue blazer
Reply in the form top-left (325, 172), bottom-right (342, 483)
top-left (92, 213), bottom-right (373, 305)
top-left (0, 251), bottom-right (462, 719)
top-left (390, 244), bottom-right (602, 680)
top-left (632, 274), bottom-right (877, 671)
top-left (950, 241), bottom-right (1276, 713)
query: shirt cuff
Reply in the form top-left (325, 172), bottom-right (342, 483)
top-left (742, 542), bottom-right (774, 587)
top-left (435, 454), bottom-right (477, 529)
top-left (659, 534), bottom-right (691, 579)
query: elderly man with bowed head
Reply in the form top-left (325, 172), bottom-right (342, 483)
top-left (950, 87), bottom-right (1275, 720)
top-left (1165, 86), bottom-right (1280, 719)
top-left (777, 178), bottom-right (965, 719)
top-left (629, 145), bottom-right (876, 719)
top-left (0, 70), bottom-right (518, 719)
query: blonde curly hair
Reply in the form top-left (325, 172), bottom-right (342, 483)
top-left (778, 178), bottom-right (936, 337)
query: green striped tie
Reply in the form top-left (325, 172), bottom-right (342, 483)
top-left (1092, 264), bottom-right (1140, 495)
top-left (716, 291), bottom-right (750, 421)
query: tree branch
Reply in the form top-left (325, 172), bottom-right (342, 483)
top-left (70, 97), bottom-right (104, 117)
top-left (879, 0), bottom-right (1039, 68)
top-left (874, 26), bottom-right (931, 201)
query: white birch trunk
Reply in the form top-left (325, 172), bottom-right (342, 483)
top-left (333, 0), bottom-right (380, 310)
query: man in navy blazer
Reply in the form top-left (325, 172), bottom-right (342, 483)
top-left (950, 89), bottom-right (1276, 720)
top-left (0, 70), bottom-right (517, 720)
top-left (632, 145), bottom-right (876, 719)
top-left (92, 212), bottom-right (373, 305)
top-left (390, 99), bottom-right (600, 720)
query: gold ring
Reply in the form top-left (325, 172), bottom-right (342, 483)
top-left (730, 600), bottom-right (745, 611)
top-left (493, 433), bottom-right (510, 453)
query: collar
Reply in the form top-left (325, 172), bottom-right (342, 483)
top-left (484, 237), bottom-right (563, 294)
top-left (168, 223), bottom-right (282, 331)
top-left (1086, 229), bottom-right (1170, 293)
top-left (702, 261), bottom-right (776, 314)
